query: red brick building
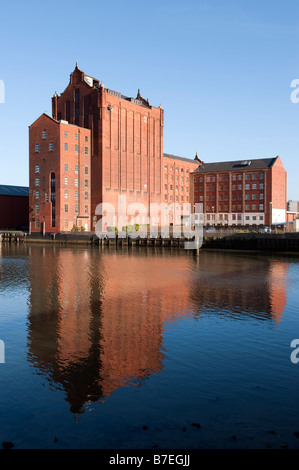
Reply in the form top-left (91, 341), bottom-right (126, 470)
top-left (51, 64), bottom-right (164, 230)
top-left (162, 153), bottom-right (198, 225)
top-left (191, 156), bottom-right (287, 227)
top-left (29, 114), bottom-right (91, 233)
top-left (0, 185), bottom-right (29, 230)
top-left (29, 65), bottom-right (287, 233)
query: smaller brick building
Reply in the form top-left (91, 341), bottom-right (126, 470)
top-left (29, 114), bottom-right (91, 233)
top-left (0, 185), bottom-right (29, 230)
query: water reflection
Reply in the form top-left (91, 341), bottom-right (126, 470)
top-left (3, 245), bottom-right (288, 414)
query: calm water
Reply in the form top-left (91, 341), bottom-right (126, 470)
top-left (0, 244), bottom-right (299, 449)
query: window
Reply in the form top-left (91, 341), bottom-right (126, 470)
top-left (260, 183), bottom-right (264, 189)
top-left (65, 204), bottom-right (68, 213)
top-left (246, 184), bottom-right (250, 190)
top-left (75, 165), bottom-right (79, 174)
top-left (252, 174), bottom-right (257, 180)
top-left (232, 175), bottom-right (236, 181)
top-left (75, 204), bottom-right (79, 213)
top-left (253, 216), bottom-right (257, 221)
top-left (85, 179), bottom-right (88, 188)
top-left (260, 173), bottom-right (264, 180)
top-left (246, 216), bottom-right (250, 221)
top-left (64, 177), bottom-right (68, 186)
top-left (252, 194), bottom-right (257, 200)
top-left (85, 147), bottom-right (88, 155)
top-left (238, 184), bottom-right (242, 190)
top-left (45, 193), bottom-right (49, 202)
top-left (35, 177), bottom-right (40, 186)
top-left (164, 184), bottom-right (167, 190)
top-left (85, 167), bottom-right (88, 175)
top-left (170, 166), bottom-right (173, 171)
top-left (65, 190), bottom-right (68, 199)
top-left (238, 175), bottom-right (242, 181)
top-left (65, 143), bottom-right (68, 151)
top-left (42, 129), bottom-right (47, 139)
top-left (246, 174), bottom-right (250, 180)
top-left (65, 131), bottom-right (68, 138)
top-left (259, 204), bottom-right (264, 210)
top-left (35, 144), bottom-right (40, 153)
top-left (164, 166), bottom-right (167, 171)
top-left (35, 220), bottom-right (40, 229)
top-left (49, 142), bottom-right (54, 152)
top-left (246, 204), bottom-right (250, 210)
top-left (75, 145), bottom-right (79, 153)
top-left (170, 185), bottom-right (173, 190)
top-left (252, 184), bottom-right (257, 189)
top-left (246, 194), bottom-right (250, 200)
top-left (85, 192), bottom-right (88, 200)
top-left (85, 205), bottom-right (88, 214)
top-left (75, 134), bottom-right (79, 140)
top-left (35, 191), bottom-right (40, 199)
top-left (36, 204), bottom-right (40, 213)
top-left (75, 178), bottom-right (78, 187)
top-left (259, 193), bottom-right (264, 200)
top-left (75, 191), bottom-right (79, 200)
top-left (35, 164), bottom-right (40, 173)
top-left (85, 136), bottom-right (88, 142)
top-left (65, 163), bottom-right (68, 173)
top-left (259, 215), bottom-right (264, 220)
top-left (252, 205), bottom-right (257, 211)
top-left (181, 186), bottom-right (184, 192)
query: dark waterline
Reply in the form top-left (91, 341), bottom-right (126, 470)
top-left (0, 244), bottom-right (299, 449)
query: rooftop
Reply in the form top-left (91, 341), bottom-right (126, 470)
top-left (0, 185), bottom-right (29, 197)
top-left (193, 157), bottom-right (279, 173)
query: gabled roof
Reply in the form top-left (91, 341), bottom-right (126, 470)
top-left (0, 185), bottom-right (29, 197)
top-left (193, 157), bottom-right (279, 173)
top-left (29, 113), bottom-right (58, 128)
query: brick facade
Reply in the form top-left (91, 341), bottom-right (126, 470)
top-left (29, 114), bottom-right (91, 233)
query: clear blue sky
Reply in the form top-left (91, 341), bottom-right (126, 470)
top-left (0, 0), bottom-right (298, 199)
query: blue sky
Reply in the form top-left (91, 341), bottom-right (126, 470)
top-left (0, 0), bottom-right (298, 199)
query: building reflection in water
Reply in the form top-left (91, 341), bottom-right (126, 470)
top-left (25, 246), bottom-right (289, 414)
